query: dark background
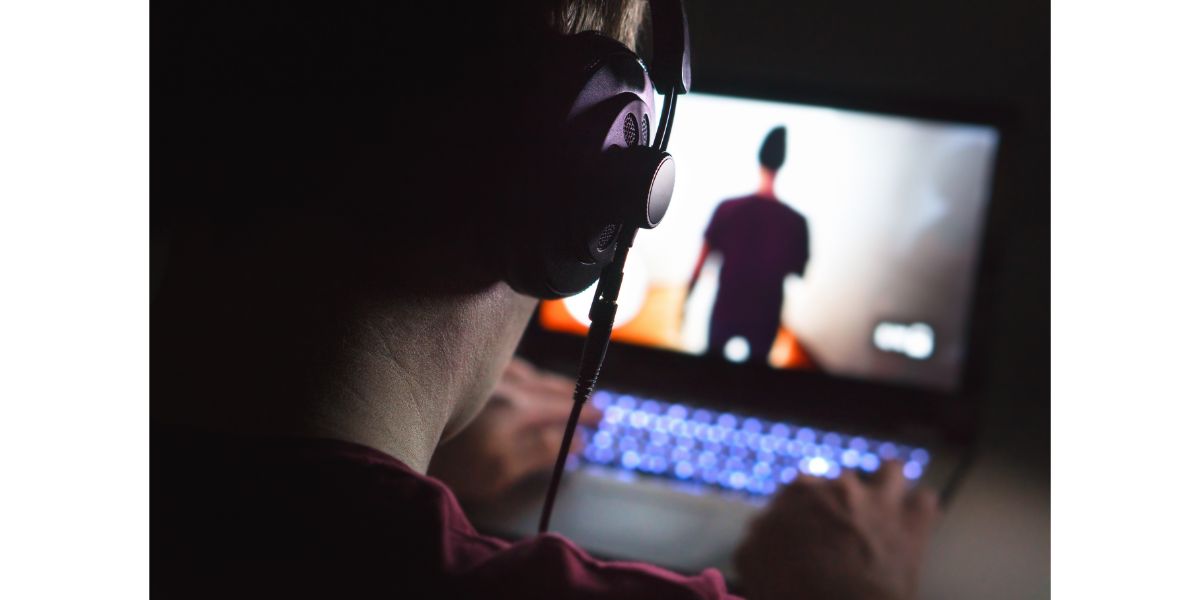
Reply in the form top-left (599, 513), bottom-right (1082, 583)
top-left (684, 1), bottom-right (1048, 596)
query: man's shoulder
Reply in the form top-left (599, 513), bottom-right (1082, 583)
top-left (765, 198), bottom-right (807, 224)
top-left (713, 194), bottom-right (759, 216)
top-left (151, 427), bottom-right (737, 599)
top-left (151, 426), bottom-right (461, 532)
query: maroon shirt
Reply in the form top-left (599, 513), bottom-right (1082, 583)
top-left (153, 427), bottom-right (739, 599)
top-left (704, 194), bottom-right (810, 363)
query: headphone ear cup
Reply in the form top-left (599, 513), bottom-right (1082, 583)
top-left (502, 33), bottom-right (657, 299)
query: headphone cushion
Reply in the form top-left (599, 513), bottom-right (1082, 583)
top-left (502, 33), bottom-right (656, 299)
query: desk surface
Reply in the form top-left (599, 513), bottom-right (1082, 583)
top-left (919, 453), bottom-right (1049, 599)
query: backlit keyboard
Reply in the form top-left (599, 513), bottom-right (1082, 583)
top-left (576, 390), bottom-right (930, 496)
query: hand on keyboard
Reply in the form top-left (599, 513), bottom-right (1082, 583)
top-left (733, 461), bottom-right (940, 600)
top-left (428, 358), bottom-right (601, 504)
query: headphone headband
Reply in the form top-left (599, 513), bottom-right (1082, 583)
top-left (648, 0), bottom-right (692, 95)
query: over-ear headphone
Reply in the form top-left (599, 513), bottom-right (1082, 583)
top-left (503, 0), bottom-right (691, 299)
top-left (525, 0), bottom-right (692, 534)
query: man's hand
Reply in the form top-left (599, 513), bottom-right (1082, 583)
top-left (428, 358), bottom-right (600, 505)
top-left (734, 462), bottom-right (940, 600)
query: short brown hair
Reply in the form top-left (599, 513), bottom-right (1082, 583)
top-left (547, 0), bottom-right (647, 50)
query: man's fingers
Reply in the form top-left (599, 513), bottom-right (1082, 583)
top-left (775, 474), bottom-right (824, 504)
top-left (579, 403), bottom-right (602, 426)
top-left (511, 425), bottom-right (566, 476)
top-left (874, 460), bottom-right (908, 502)
top-left (508, 362), bottom-right (575, 399)
top-left (905, 487), bottom-right (941, 529)
top-left (569, 430), bottom-right (587, 454)
top-left (828, 468), bottom-right (866, 508)
top-left (502, 357), bottom-right (539, 384)
top-left (522, 397), bottom-right (576, 430)
top-left (521, 394), bottom-right (601, 430)
top-left (528, 372), bottom-right (599, 427)
top-left (499, 359), bottom-right (590, 419)
top-left (534, 372), bottom-right (577, 398)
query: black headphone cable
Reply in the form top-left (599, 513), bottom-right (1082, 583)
top-left (537, 226), bottom-right (637, 534)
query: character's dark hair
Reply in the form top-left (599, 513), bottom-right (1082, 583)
top-left (758, 126), bottom-right (787, 171)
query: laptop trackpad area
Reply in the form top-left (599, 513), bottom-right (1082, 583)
top-left (470, 466), bottom-right (763, 577)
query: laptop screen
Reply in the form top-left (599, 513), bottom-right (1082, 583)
top-left (539, 92), bottom-right (999, 393)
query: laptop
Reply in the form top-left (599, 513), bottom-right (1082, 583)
top-left (469, 89), bottom-right (1002, 579)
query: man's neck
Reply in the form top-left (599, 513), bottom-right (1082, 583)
top-left (153, 265), bottom-right (535, 473)
top-left (757, 168), bottom-right (778, 199)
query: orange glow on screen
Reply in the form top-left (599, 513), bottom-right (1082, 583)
top-left (539, 285), bottom-right (815, 370)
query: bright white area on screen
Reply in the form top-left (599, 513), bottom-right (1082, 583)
top-left (723, 336), bottom-right (750, 362)
top-left (905, 323), bottom-right (935, 359)
top-left (562, 251), bottom-right (649, 328)
top-left (872, 321), bottom-right (935, 360)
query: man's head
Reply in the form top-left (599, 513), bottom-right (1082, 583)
top-left (154, 1), bottom-right (647, 297)
top-left (153, 1), bottom-right (653, 462)
top-left (759, 126), bottom-right (788, 173)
